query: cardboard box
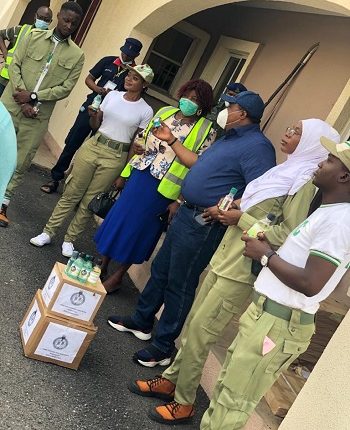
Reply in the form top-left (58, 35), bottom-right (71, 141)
top-left (41, 262), bottom-right (106, 326)
top-left (20, 291), bottom-right (97, 370)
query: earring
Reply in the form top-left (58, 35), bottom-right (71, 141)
top-left (197, 109), bottom-right (202, 116)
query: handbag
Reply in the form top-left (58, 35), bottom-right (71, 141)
top-left (88, 188), bottom-right (120, 219)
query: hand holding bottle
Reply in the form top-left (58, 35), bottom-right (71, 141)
top-left (217, 208), bottom-right (243, 226)
top-left (152, 121), bottom-right (174, 143)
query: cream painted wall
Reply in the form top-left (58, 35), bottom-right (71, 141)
top-left (187, 5), bottom-right (350, 162)
top-left (0, 0), bottom-right (29, 28)
top-left (47, 0), bottom-right (350, 150)
top-left (279, 309), bottom-right (350, 429)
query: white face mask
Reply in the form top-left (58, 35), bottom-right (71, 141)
top-left (216, 108), bottom-right (242, 129)
top-left (121, 58), bottom-right (133, 65)
top-left (216, 108), bottom-right (228, 129)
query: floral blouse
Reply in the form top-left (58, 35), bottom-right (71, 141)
top-left (129, 114), bottom-right (216, 180)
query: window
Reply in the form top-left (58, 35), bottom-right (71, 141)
top-left (213, 55), bottom-right (247, 101)
top-left (147, 28), bottom-right (194, 92)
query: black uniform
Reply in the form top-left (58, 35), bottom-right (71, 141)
top-left (51, 56), bottom-right (129, 182)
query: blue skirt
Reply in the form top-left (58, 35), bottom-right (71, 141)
top-left (94, 168), bottom-right (173, 264)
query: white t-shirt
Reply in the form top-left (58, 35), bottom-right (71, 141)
top-left (254, 203), bottom-right (350, 314)
top-left (99, 91), bottom-right (153, 143)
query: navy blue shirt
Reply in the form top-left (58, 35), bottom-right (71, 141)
top-left (83, 56), bottom-right (128, 107)
top-left (181, 124), bottom-right (276, 207)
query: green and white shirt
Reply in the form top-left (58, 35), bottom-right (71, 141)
top-left (254, 203), bottom-right (350, 313)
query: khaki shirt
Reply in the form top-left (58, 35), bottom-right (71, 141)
top-left (1, 29), bottom-right (84, 120)
top-left (211, 180), bottom-right (316, 284)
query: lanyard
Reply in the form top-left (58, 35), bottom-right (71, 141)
top-left (33, 40), bottom-right (59, 93)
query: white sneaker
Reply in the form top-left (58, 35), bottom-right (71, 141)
top-left (62, 241), bottom-right (74, 258)
top-left (30, 232), bottom-right (51, 247)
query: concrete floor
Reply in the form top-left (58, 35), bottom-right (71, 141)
top-left (0, 166), bottom-right (210, 430)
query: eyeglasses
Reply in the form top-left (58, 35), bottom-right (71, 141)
top-left (285, 126), bottom-right (302, 137)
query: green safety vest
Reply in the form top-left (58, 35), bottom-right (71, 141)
top-left (0, 24), bottom-right (32, 80)
top-left (121, 106), bottom-right (213, 200)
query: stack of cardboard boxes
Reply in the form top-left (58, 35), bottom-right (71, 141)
top-left (20, 262), bottom-right (106, 370)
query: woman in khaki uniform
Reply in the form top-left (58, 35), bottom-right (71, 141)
top-left (30, 65), bottom-right (154, 257)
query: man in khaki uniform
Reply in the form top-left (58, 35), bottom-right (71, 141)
top-left (0, 1), bottom-right (84, 227)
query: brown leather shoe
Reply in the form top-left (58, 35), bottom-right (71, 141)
top-left (149, 401), bottom-right (194, 425)
top-left (0, 204), bottom-right (9, 228)
top-left (128, 375), bottom-right (175, 401)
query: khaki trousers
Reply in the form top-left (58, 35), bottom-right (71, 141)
top-left (200, 299), bottom-right (314, 429)
top-left (5, 111), bottom-right (48, 200)
top-left (44, 136), bottom-right (128, 242)
top-left (162, 270), bottom-right (252, 405)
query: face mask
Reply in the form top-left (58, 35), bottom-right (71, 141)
top-left (121, 58), bottom-right (133, 65)
top-left (35, 19), bottom-right (49, 30)
top-left (179, 98), bottom-right (199, 117)
top-left (216, 108), bottom-right (242, 129)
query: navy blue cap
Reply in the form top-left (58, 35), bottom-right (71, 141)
top-left (221, 90), bottom-right (265, 121)
top-left (120, 37), bottom-right (142, 58)
top-left (226, 82), bottom-right (247, 93)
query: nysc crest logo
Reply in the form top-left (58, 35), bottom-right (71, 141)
top-left (48, 275), bottom-right (56, 290)
top-left (28, 310), bottom-right (37, 327)
top-left (70, 291), bottom-right (86, 306)
top-left (53, 335), bottom-right (68, 350)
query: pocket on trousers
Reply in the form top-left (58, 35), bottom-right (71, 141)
top-left (203, 299), bottom-right (236, 335)
top-left (265, 339), bottom-right (310, 374)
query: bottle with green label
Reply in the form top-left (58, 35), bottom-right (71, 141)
top-left (78, 255), bottom-right (93, 283)
top-left (87, 258), bottom-right (102, 285)
top-left (65, 250), bottom-right (79, 275)
top-left (218, 187), bottom-right (238, 211)
top-left (68, 252), bottom-right (86, 280)
top-left (247, 213), bottom-right (276, 238)
top-left (248, 213), bottom-right (276, 277)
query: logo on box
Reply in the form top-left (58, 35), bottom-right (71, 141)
top-left (53, 335), bottom-right (68, 350)
top-left (70, 291), bottom-right (86, 306)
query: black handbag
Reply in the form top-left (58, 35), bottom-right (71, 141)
top-left (88, 188), bottom-right (120, 219)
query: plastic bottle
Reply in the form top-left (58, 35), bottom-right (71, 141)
top-left (68, 252), bottom-right (86, 280)
top-left (134, 131), bottom-right (145, 148)
top-left (249, 213), bottom-right (276, 277)
top-left (153, 116), bottom-right (161, 128)
top-left (87, 259), bottom-right (102, 286)
top-left (65, 250), bottom-right (79, 275)
top-left (91, 94), bottom-right (102, 111)
top-left (247, 213), bottom-right (276, 238)
top-left (218, 187), bottom-right (238, 211)
top-left (78, 255), bottom-right (93, 284)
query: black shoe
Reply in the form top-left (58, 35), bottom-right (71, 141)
top-left (133, 345), bottom-right (171, 368)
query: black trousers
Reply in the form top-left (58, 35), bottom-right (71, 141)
top-left (51, 105), bottom-right (93, 181)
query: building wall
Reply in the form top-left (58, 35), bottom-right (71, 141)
top-left (187, 5), bottom-right (350, 161)
top-left (280, 308), bottom-right (350, 430)
top-left (46, 0), bottom-right (350, 156)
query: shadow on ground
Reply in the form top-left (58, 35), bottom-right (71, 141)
top-left (0, 167), bottom-right (209, 429)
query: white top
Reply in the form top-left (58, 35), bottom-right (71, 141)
top-left (99, 91), bottom-right (153, 143)
top-left (240, 119), bottom-right (340, 211)
top-left (254, 203), bottom-right (350, 314)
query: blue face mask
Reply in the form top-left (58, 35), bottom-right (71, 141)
top-left (179, 97), bottom-right (199, 117)
top-left (35, 19), bottom-right (49, 30)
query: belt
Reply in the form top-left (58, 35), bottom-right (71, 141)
top-left (253, 292), bottom-right (315, 325)
top-left (96, 133), bottom-right (130, 152)
top-left (184, 201), bottom-right (207, 213)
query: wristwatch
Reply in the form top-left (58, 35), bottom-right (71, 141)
top-left (260, 250), bottom-right (277, 267)
top-left (30, 92), bottom-right (38, 103)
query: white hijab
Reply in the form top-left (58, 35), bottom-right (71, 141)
top-left (240, 119), bottom-right (340, 212)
